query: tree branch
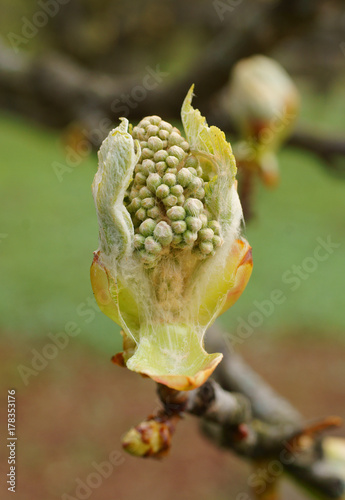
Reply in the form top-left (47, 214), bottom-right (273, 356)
top-left (0, 0), bottom-right (324, 126)
top-left (287, 130), bottom-right (345, 176)
top-left (150, 326), bottom-right (345, 499)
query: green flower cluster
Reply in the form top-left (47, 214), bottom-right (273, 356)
top-left (125, 115), bottom-right (223, 266)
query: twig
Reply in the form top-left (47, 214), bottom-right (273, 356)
top-left (204, 326), bottom-right (345, 499)
top-left (150, 325), bottom-right (345, 499)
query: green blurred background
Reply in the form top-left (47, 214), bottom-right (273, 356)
top-left (1, 86), bottom-right (344, 350)
top-left (0, 1), bottom-right (345, 500)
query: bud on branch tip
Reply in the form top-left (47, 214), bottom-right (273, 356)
top-left (90, 85), bottom-right (253, 391)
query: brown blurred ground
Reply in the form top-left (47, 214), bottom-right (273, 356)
top-left (0, 333), bottom-right (344, 500)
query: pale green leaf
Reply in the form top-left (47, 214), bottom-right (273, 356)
top-left (92, 118), bottom-right (141, 257)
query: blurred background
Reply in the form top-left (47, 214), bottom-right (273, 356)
top-left (0, 0), bottom-right (345, 499)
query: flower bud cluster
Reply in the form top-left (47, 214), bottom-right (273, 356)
top-left (125, 116), bottom-right (223, 265)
